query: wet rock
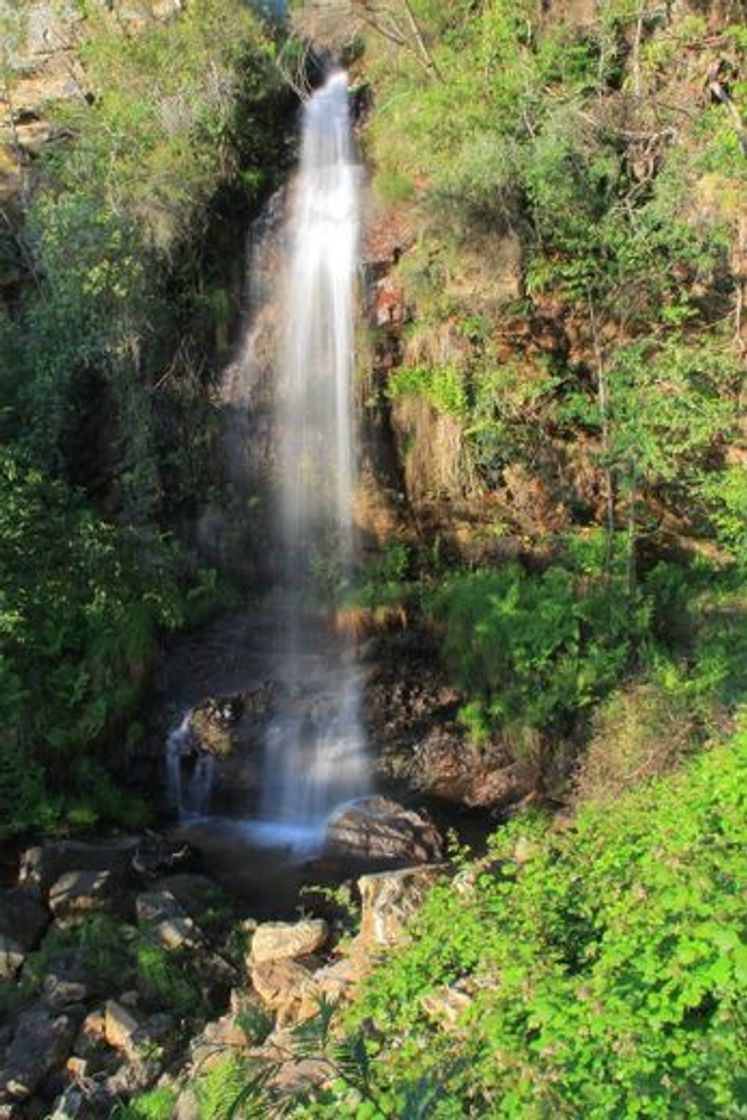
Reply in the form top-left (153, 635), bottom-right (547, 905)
top-left (1, 1005), bottom-right (78, 1100)
top-left (19, 839), bottom-right (138, 898)
top-left (189, 694), bottom-right (245, 758)
top-left (48, 870), bottom-right (127, 924)
top-left (249, 919), bottom-right (328, 965)
top-left (132, 835), bottom-right (194, 879)
top-left (325, 796), bottom-right (444, 864)
top-left (357, 865), bottom-right (446, 949)
top-left (0, 891), bottom-right (49, 980)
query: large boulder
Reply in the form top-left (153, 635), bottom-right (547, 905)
top-left (48, 870), bottom-right (128, 924)
top-left (250, 959), bottom-right (317, 1026)
top-left (357, 865), bottom-right (446, 949)
top-left (249, 920), bottom-right (328, 966)
top-left (0, 890), bottom-right (49, 980)
top-left (325, 796), bottom-right (443, 864)
top-left (18, 838), bottom-right (138, 897)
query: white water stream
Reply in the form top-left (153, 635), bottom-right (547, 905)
top-left (258, 71), bottom-right (368, 841)
top-left (165, 73), bottom-right (369, 851)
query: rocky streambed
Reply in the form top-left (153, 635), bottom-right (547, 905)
top-left (0, 601), bottom-right (539, 1117)
top-left (0, 823), bottom-right (447, 1118)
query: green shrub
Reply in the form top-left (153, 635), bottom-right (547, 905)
top-left (574, 665), bottom-right (699, 802)
top-left (309, 725), bottom-right (747, 1118)
top-left (135, 942), bottom-right (203, 1020)
top-left (111, 1086), bottom-right (178, 1120)
top-left (427, 550), bottom-right (645, 742)
top-left (194, 1056), bottom-right (252, 1118)
top-left (0, 449), bottom-right (184, 836)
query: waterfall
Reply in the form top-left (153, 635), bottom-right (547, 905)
top-left (166, 712), bottom-right (215, 821)
top-left (257, 71), bottom-right (369, 843)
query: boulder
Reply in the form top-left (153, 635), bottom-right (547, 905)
top-left (48, 870), bottom-right (125, 924)
top-left (71, 1009), bottom-right (106, 1059)
top-left (18, 839), bottom-right (138, 897)
top-left (0, 891), bottom-right (49, 980)
top-left (132, 835), bottom-right (194, 879)
top-left (357, 865), bottom-right (446, 949)
top-left (1, 1006), bottom-right (78, 1100)
top-left (325, 796), bottom-right (443, 864)
top-left (250, 959), bottom-right (317, 1025)
top-left (41, 950), bottom-right (95, 1010)
top-left (309, 951), bottom-right (369, 1005)
top-left (249, 919), bottom-right (328, 965)
top-left (136, 890), bottom-right (203, 951)
top-left (104, 1000), bottom-right (140, 1056)
top-left (174, 1088), bottom-right (201, 1120)
top-left (409, 731), bottom-right (528, 808)
top-left (189, 1014), bottom-right (250, 1074)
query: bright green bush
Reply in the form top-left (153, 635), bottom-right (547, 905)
top-left (111, 1087), bottom-right (178, 1120)
top-left (300, 726), bottom-right (747, 1117)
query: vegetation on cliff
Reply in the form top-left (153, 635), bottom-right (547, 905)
top-left (343, 0), bottom-right (746, 792)
top-left (0, 0), bottom-right (293, 835)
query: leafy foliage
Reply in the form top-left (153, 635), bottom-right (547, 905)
top-left (427, 546), bottom-right (645, 742)
top-left (0, 0), bottom-right (292, 837)
top-left (293, 727), bottom-right (747, 1117)
top-left (0, 449), bottom-right (188, 835)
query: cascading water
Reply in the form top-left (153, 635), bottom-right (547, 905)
top-left (166, 713), bottom-right (215, 821)
top-left (256, 71), bottom-right (369, 845)
top-left (162, 72), bottom-right (368, 853)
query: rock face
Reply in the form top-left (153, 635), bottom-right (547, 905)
top-left (357, 865), bottom-right (446, 949)
top-left (365, 642), bottom-right (534, 811)
top-left (406, 729), bottom-right (529, 808)
top-left (325, 795), bottom-right (444, 864)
